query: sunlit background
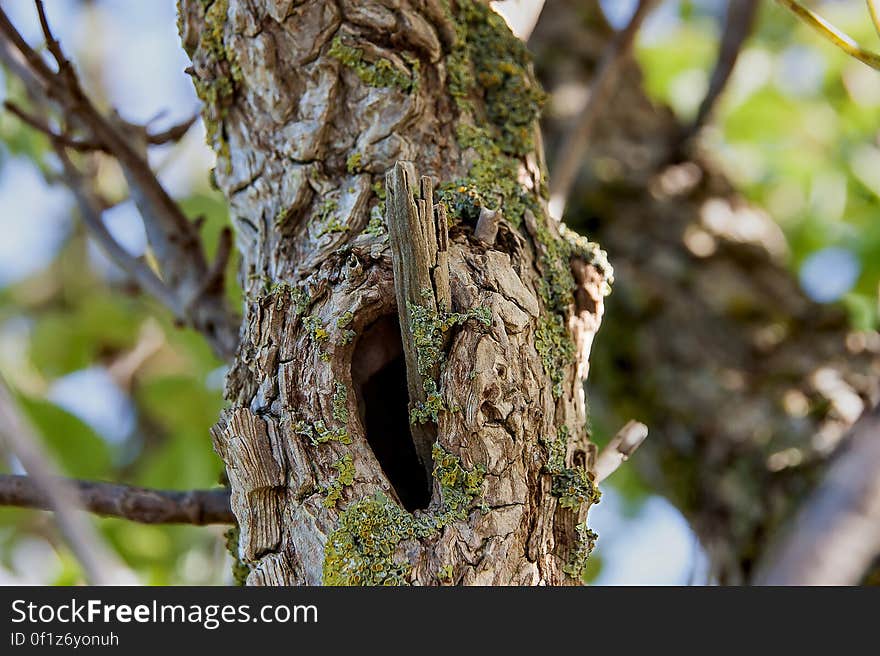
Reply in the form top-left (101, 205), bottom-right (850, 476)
top-left (0, 0), bottom-right (877, 585)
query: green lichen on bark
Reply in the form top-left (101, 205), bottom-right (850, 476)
top-left (407, 294), bottom-right (491, 423)
top-left (336, 312), bottom-right (356, 344)
top-left (295, 383), bottom-right (351, 447)
top-left (322, 492), bottom-right (423, 586)
top-left (346, 152), bottom-right (363, 173)
top-left (408, 296), bottom-right (491, 380)
top-left (179, 0), bottom-right (241, 165)
top-left (332, 382), bottom-right (348, 423)
top-left (364, 181), bottom-right (388, 236)
top-left (437, 564), bottom-right (454, 583)
top-left (440, 0), bottom-right (546, 228)
top-left (563, 521), bottom-right (598, 581)
top-left (410, 379), bottom-right (445, 425)
top-left (313, 198), bottom-right (348, 237)
top-left (541, 426), bottom-right (600, 580)
top-left (535, 314), bottom-right (574, 398)
top-left (294, 419), bottom-right (351, 446)
top-left (302, 315), bottom-right (330, 361)
top-left (551, 466), bottom-right (600, 509)
top-left (531, 219), bottom-right (613, 397)
top-left (262, 281), bottom-right (311, 316)
top-left (323, 454), bottom-right (355, 509)
top-left (542, 425), bottom-right (601, 509)
top-left (223, 525), bottom-right (249, 586)
top-left (321, 444), bottom-right (484, 586)
top-left (364, 208), bottom-right (386, 236)
top-left (329, 36), bottom-right (418, 92)
top-left (432, 443), bottom-right (486, 518)
top-left (542, 425), bottom-right (569, 473)
top-left (440, 1), bottom-right (613, 400)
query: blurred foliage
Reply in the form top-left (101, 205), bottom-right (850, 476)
top-left (587, 0), bottom-right (880, 581)
top-left (639, 0), bottom-right (880, 326)
top-left (0, 9), bottom-right (234, 580)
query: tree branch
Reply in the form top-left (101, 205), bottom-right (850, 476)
top-left (146, 114), bottom-right (199, 145)
top-left (753, 404), bottom-right (880, 585)
top-left (0, 2), bottom-right (239, 360)
top-left (869, 0), bottom-right (880, 41)
top-left (594, 420), bottom-right (648, 484)
top-left (3, 101), bottom-right (199, 152)
top-left (774, 0), bottom-right (880, 70)
top-left (55, 147), bottom-right (186, 316)
top-left (0, 474), bottom-right (233, 525)
top-left (548, 0), bottom-right (658, 219)
top-left (0, 377), bottom-right (134, 584)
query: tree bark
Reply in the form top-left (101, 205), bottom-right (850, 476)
top-left (530, 0), bottom-right (880, 584)
top-left (178, 0), bottom-right (609, 585)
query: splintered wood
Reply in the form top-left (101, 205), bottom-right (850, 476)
top-left (385, 162), bottom-right (451, 477)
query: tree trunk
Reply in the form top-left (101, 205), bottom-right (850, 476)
top-left (178, 0), bottom-right (609, 585)
top-left (530, 0), bottom-right (880, 584)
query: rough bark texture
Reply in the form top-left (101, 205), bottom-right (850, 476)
top-left (178, 0), bottom-right (609, 585)
top-left (531, 0), bottom-right (880, 583)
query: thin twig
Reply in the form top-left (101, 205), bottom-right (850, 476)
top-left (55, 148), bottom-right (186, 316)
top-left (4, 101), bottom-right (198, 152)
top-left (685, 0), bottom-right (760, 142)
top-left (775, 0), bottom-right (880, 70)
top-left (3, 100), bottom-right (99, 151)
top-left (146, 114), bottom-right (199, 145)
top-left (0, 474), bottom-right (233, 525)
top-left (594, 420), bottom-right (648, 483)
top-left (198, 226), bottom-right (233, 298)
top-left (0, 377), bottom-right (134, 584)
top-left (548, 0), bottom-right (658, 219)
top-left (753, 404), bottom-right (880, 585)
top-left (869, 0), bottom-right (880, 41)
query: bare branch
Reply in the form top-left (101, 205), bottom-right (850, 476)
top-left (753, 404), bottom-right (880, 585)
top-left (199, 226), bottom-right (233, 298)
top-left (54, 148), bottom-right (185, 315)
top-left (0, 377), bottom-right (134, 584)
top-left (146, 114), bottom-right (199, 145)
top-left (594, 420), bottom-right (648, 484)
top-left (34, 0), bottom-right (66, 71)
top-left (0, 6), bottom-right (53, 85)
top-left (0, 474), bottom-right (233, 525)
top-left (3, 100), bottom-right (100, 151)
top-left (0, 3), bottom-right (239, 360)
top-left (685, 0), bottom-right (760, 142)
top-left (548, 0), bottom-right (658, 219)
top-left (3, 101), bottom-right (198, 152)
top-left (774, 0), bottom-right (880, 70)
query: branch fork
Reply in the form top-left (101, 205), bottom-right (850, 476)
top-left (0, 1), bottom-right (239, 359)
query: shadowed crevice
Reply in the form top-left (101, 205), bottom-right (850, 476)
top-left (352, 315), bottom-right (432, 511)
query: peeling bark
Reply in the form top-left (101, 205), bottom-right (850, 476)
top-left (180, 0), bottom-right (609, 585)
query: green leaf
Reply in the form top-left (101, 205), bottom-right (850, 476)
top-left (16, 395), bottom-right (113, 479)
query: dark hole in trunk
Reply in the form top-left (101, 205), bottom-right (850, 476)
top-left (352, 315), bottom-right (432, 511)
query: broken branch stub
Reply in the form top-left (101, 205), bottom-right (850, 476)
top-left (385, 162), bottom-right (451, 479)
